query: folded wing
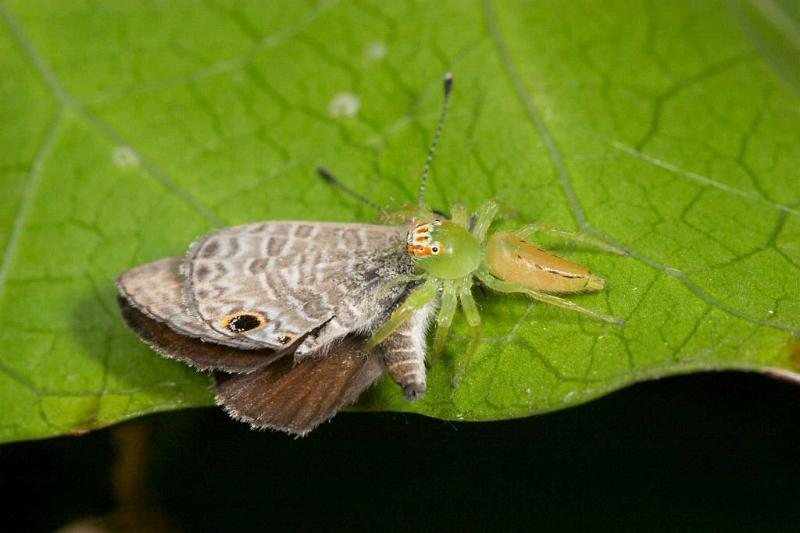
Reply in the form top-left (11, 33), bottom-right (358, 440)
top-left (117, 257), bottom-right (264, 350)
top-left (183, 221), bottom-right (413, 352)
top-left (214, 338), bottom-right (384, 435)
top-left (117, 262), bottom-right (280, 372)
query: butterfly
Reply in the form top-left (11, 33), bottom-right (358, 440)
top-left (117, 74), bottom-right (621, 436)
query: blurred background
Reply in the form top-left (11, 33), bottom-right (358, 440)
top-left (4, 372), bottom-right (800, 532)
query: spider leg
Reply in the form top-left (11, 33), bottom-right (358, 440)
top-left (513, 224), bottom-right (628, 255)
top-left (452, 279), bottom-right (481, 388)
top-left (471, 200), bottom-right (500, 240)
top-left (431, 279), bottom-right (458, 357)
top-left (476, 270), bottom-right (624, 325)
top-left (450, 203), bottom-right (468, 228)
top-left (366, 278), bottom-right (439, 350)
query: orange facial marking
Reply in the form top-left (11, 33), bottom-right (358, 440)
top-left (407, 243), bottom-right (432, 257)
top-left (406, 221), bottom-right (442, 258)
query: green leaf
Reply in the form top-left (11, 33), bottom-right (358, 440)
top-left (1, 0), bottom-right (799, 443)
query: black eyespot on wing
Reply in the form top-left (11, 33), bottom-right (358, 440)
top-left (118, 296), bottom-right (281, 373)
top-left (223, 312), bottom-right (267, 333)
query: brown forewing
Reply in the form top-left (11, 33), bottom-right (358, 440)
top-left (120, 294), bottom-right (385, 435)
top-left (214, 338), bottom-right (384, 436)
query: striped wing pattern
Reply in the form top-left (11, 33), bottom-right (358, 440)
top-left (183, 222), bottom-right (413, 350)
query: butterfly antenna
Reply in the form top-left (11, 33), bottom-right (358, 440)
top-left (418, 72), bottom-right (454, 206)
top-left (316, 166), bottom-right (384, 212)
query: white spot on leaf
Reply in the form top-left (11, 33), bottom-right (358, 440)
top-left (112, 146), bottom-right (140, 168)
top-left (329, 92), bottom-right (360, 118)
top-left (365, 41), bottom-right (387, 60)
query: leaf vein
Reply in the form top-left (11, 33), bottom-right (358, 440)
top-left (0, 115), bottom-right (62, 297)
top-left (0, 3), bottom-right (224, 227)
top-left (483, 0), bottom-right (586, 227)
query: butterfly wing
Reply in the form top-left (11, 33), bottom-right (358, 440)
top-left (214, 300), bottom-right (437, 436)
top-left (214, 337), bottom-right (384, 436)
top-left (183, 221), bottom-right (415, 352)
top-left (116, 257), bottom-right (265, 350)
top-left (118, 291), bottom-right (282, 373)
top-left (122, 291), bottom-right (433, 435)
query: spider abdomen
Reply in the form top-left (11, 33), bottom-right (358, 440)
top-left (485, 231), bottom-right (605, 294)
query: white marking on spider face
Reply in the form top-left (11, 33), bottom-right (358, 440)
top-left (112, 146), bottom-right (140, 168)
top-left (365, 41), bottom-right (387, 60)
top-left (329, 92), bottom-right (361, 118)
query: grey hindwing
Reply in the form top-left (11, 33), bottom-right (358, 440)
top-left (118, 294), bottom-right (282, 373)
top-left (182, 221), bottom-right (416, 352)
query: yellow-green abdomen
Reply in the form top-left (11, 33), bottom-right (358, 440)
top-left (485, 232), bottom-right (605, 294)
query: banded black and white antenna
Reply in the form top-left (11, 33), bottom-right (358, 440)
top-left (418, 72), bottom-right (454, 206)
top-left (316, 166), bottom-right (384, 213)
top-left (318, 73), bottom-right (453, 212)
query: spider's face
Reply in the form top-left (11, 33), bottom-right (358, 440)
top-left (406, 220), bottom-right (444, 258)
top-left (407, 219), bottom-right (481, 280)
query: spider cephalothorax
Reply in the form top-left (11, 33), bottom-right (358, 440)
top-left (407, 218), bottom-right (482, 278)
